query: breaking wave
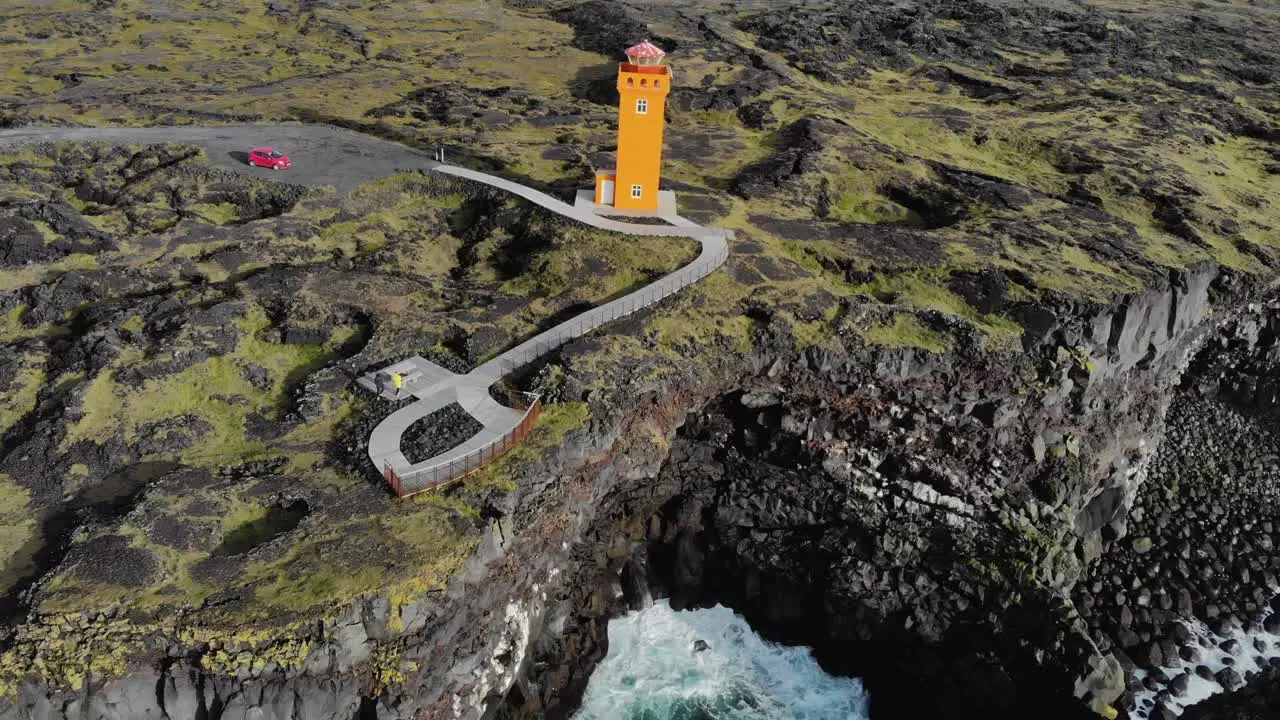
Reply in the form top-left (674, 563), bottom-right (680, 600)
top-left (574, 600), bottom-right (869, 720)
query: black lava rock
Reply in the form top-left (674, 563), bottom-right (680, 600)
top-left (1169, 671), bottom-right (1191, 697)
top-left (1215, 666), bottom-right (1245, 692)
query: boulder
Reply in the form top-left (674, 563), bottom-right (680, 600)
top-left (1146, 641), bottom-right (1164, 668)
top-left (1169, 671), bottom-right (1191, 697)
top-left (1215, 666), bottom-right (1245, 691)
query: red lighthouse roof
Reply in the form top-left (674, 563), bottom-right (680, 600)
top-left (625, 39), bottom-right (666, 62)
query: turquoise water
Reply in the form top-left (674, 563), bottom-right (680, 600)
top-left (573, 600), bottom-right (870, 720)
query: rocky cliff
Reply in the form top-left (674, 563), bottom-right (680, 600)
top-left (488, 265), bottom-right (1280, 720)
top-left (14, 262), bottom-right (1271, 720)
top-left (1, 0), bottom-right (1278, 717)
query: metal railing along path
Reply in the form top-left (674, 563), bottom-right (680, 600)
top-left (474, 242), bottom-right (730, 381)
top-left (371, 162), bottom-right (732, 495)
top-left (430, 165), bottom-right (734, 242)
top-left (384, 395), bottom-right (542, 497)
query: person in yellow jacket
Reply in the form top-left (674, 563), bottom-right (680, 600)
top-left (391, 373), bottom-right (404, 394)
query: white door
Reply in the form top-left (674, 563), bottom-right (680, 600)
top-left (601, 179), bottom-right (615, 205)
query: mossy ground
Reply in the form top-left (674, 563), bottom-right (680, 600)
top-left (2, 0), bottom-right (1275, 353)
top-left (458, 402), bottom-right (591, 493)
top-left (0, 142), bottom-right (683, 692)
top-left (0, 0), bottom-right (1276, 695)
top-left (859, 314), bottom-right (954, 354)
top-left (0, 475), bottom-right (38, 597)
top-left (63, 305), bottom-right (343, 465)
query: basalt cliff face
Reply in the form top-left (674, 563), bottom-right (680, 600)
top-left (18, 263), bottom-right (1271, 720)
top-left (2, 0), bottom-right (1279, 717)
top-left (488, 265), bottom-right (1280, 720)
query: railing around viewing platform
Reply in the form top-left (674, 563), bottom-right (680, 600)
top-left (383, 394), bottom-right (542, 497)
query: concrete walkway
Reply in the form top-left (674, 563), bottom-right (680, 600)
top-left (367, 384), bottom-right (523, 481)
top-left (366, 163), bottom-right (731, 494)
top-left (353, 355), bottom-right (456, 401)
top-left (433, 164), bottom-right (732, 241)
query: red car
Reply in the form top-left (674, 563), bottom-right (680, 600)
top-left (247, 147), bottom-right (291, 170)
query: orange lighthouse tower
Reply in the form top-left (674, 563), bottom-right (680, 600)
top-left (593, 40), bottom-right (671, 212)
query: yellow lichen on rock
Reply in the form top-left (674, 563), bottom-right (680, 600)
top-left (0, 473), bottom-right (38, 596)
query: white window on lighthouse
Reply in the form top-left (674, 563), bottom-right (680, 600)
top-left (636, 98), bottom-right (648, 114)
top-left (631, 184), bottom-right (643, 199)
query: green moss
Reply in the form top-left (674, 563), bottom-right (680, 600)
top-left (463, 402), bottom-right (590, 493)
top-left (859, 313), bottom-right (953, 353)
top-left (412, 492), bottom-right (481, 520)
top-left (977, 221), bottom-right (1148, 301)
top-left (290, 174), bottom-right (471, 270)
top-left (0, 182), bottom-right (46, 203)
top-left (382, 511), bottom-right (482, 624)
top-left (829, 189), bottom-right (913, 225)
top-left (0, 354), bottom-right (45, 435)
top-left (692, 109), bottom-right (741, 128)
top-left (219, 498), bottom-right (269, 535)
top-left (19, 462), bottom-right (486, 621)
top-left (825, 161), bottom-right (930, 225)
top-left (650, 310), bottom-right (753, 356)
top-left (1076, 139), bottom-right (1277, 273)
top-left (64, 305), bottom-right (345, 466)
top-left (0, 147), bottom-right (55, 167)
top-left (30, 220), bottom-right (60, 242)
top-left (497, 225), bottom-right (697, 302)
top-left (253, 561), bottom-right (383, 612)
top-left (835, 71), bottom-right (1071, 197)
top-left (189, 202), bottom-right (241, 225)
top-left (853, 271), bottom-right (1022, 343)
top-left (221, 486), bottom-right (472, 615)
top-left (0, 611), bottom-right (134, 697)
top-left (0, 252), bottom-right (103, 296)
top-left (0, 473), bottom-right (38, 596)
top-left (787, 304), bottom-right (843, 348)
top-left (119, 314), bottom-right (145, 333)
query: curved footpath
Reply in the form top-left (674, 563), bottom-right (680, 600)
top-left (366, 164), bottom-right (730, 494)
top-left (0, 124), bottom-right (731, 495)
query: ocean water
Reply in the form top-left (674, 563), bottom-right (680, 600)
top-left (573, 600), bottom-right (870, 720)
top-left (1128, 589), bottom-right (1280, 719)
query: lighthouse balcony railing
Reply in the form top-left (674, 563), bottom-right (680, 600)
top-left (619, 62), bottom-right (671, 76)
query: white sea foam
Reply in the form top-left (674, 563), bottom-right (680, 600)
top-left (1128, 592), bottom-right (1280, 718)
top-left (573, 600), bottom-right (869, 720)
